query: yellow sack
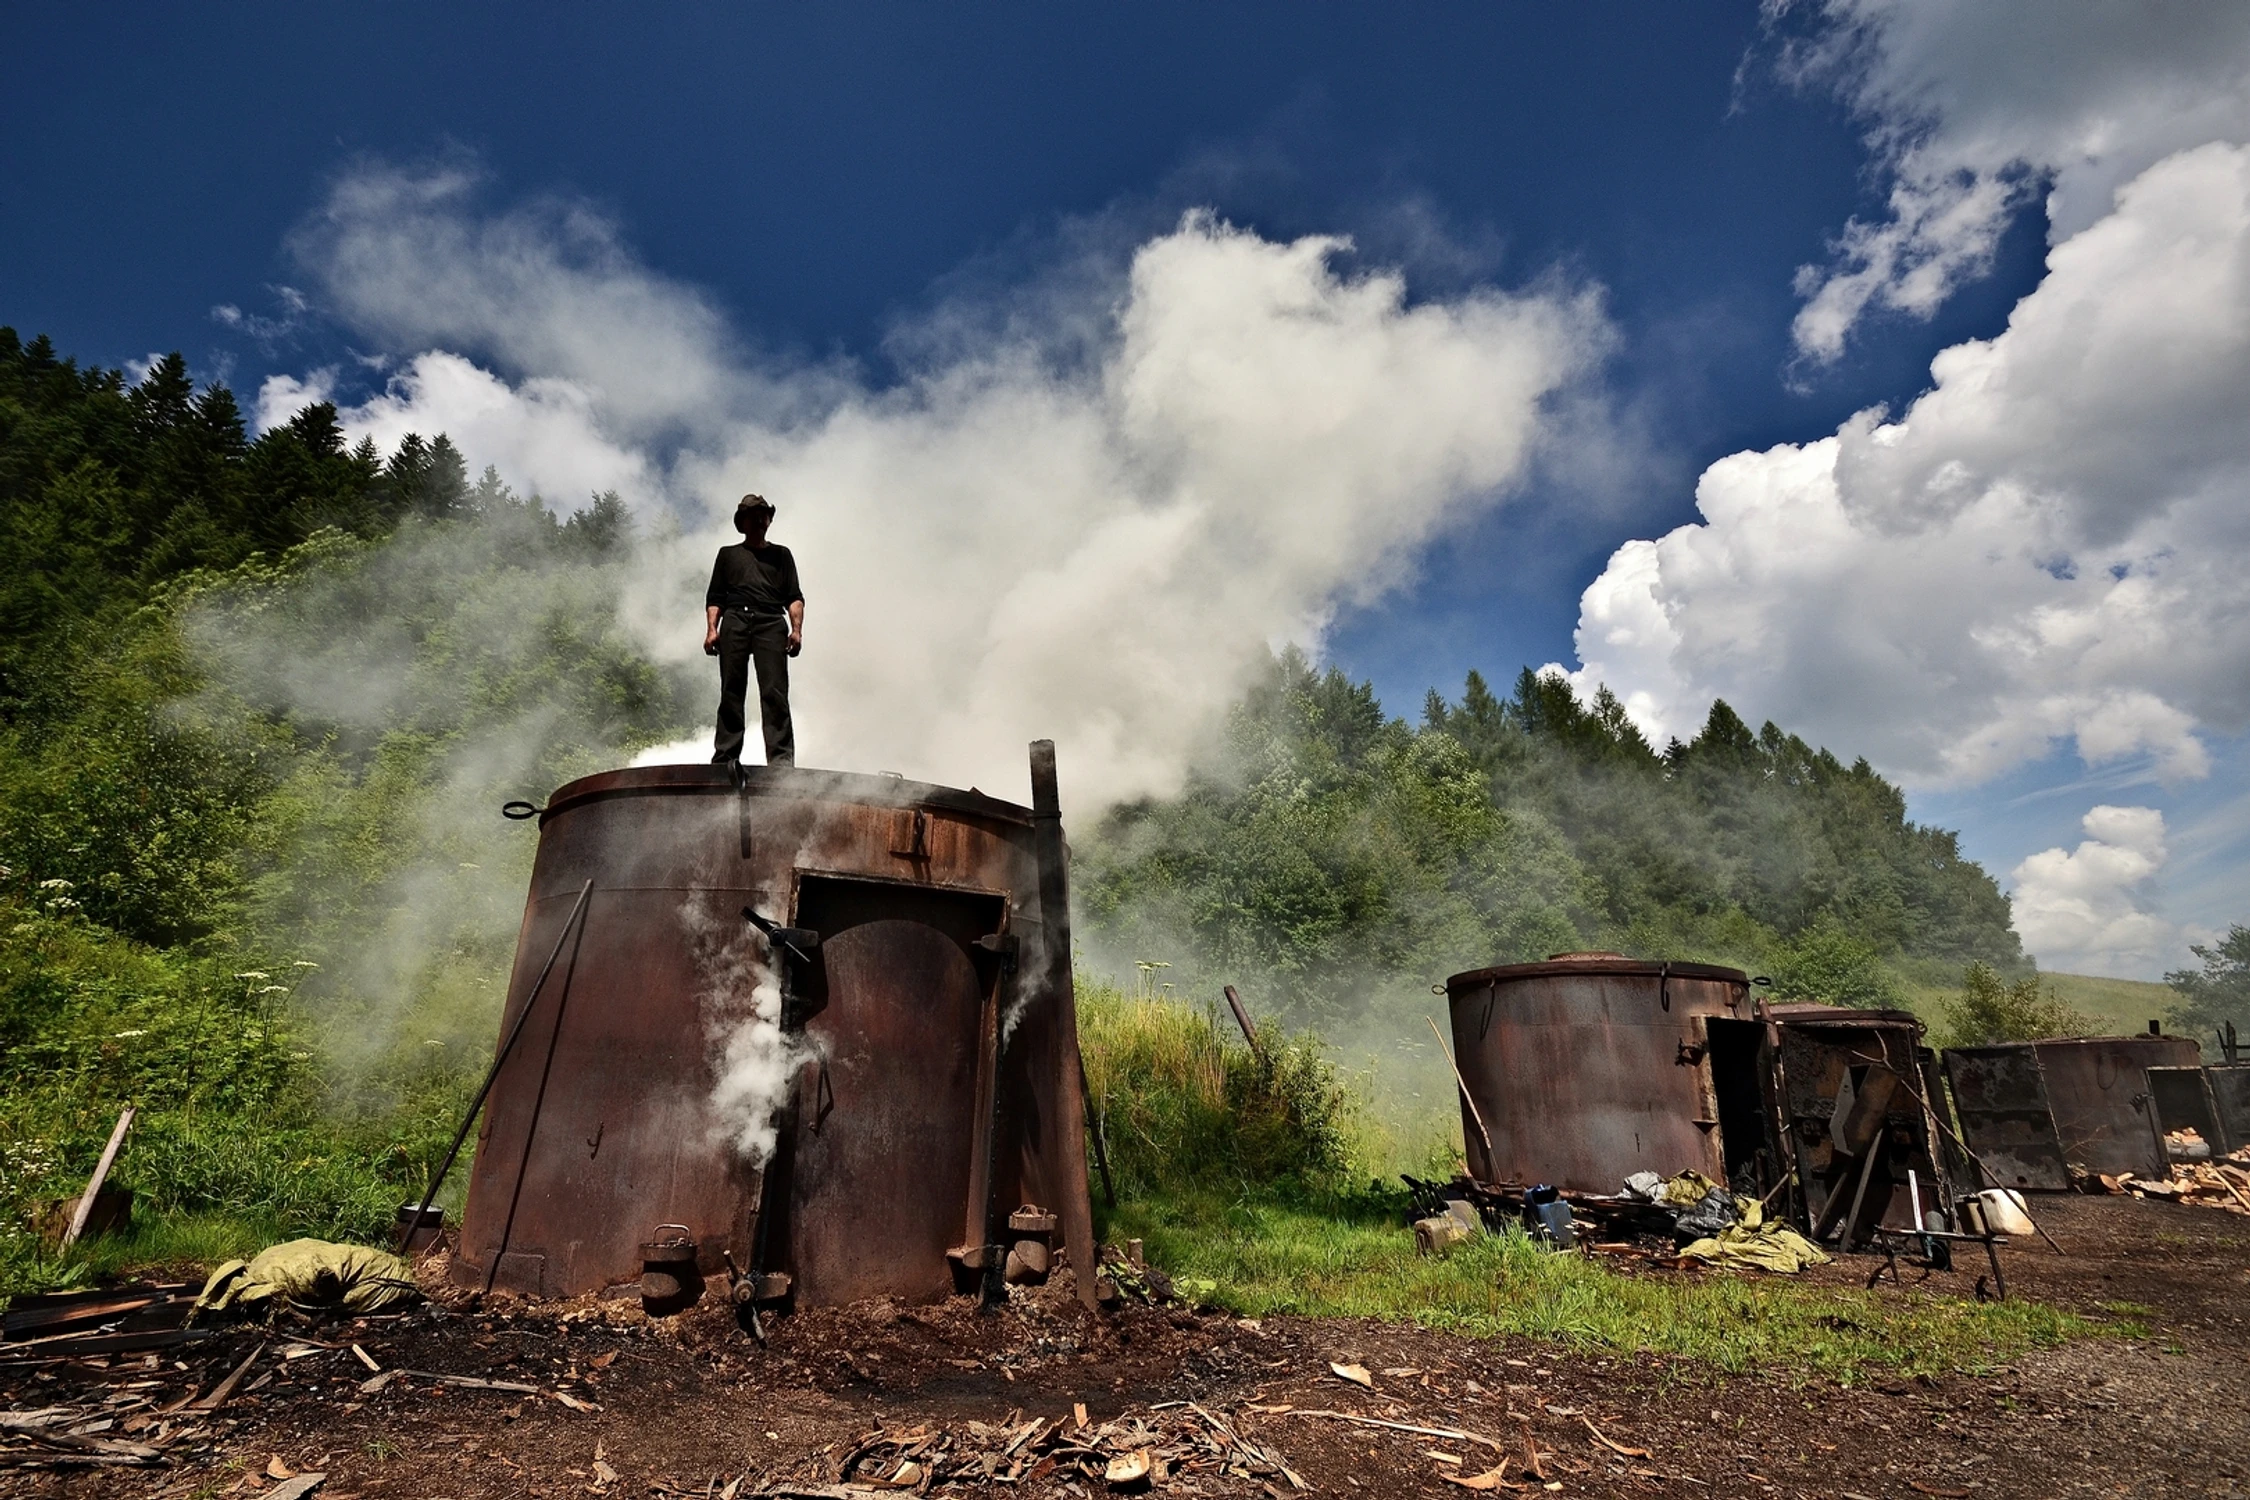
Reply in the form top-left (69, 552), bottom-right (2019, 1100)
top-left (196, 1238), bottom-right (420, 1316)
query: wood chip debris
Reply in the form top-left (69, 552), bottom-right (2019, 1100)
top-left (743, 1403), bottom-right (1309, 1495)
top-left (1579, 1416), bottom-right (1650, 1459)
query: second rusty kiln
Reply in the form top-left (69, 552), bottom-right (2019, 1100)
top-left (452, 746), bottom-right (1096, 1309)
top-left (1443, 953), bottom-right (1957, 1243)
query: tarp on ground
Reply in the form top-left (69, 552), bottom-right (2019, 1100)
top-left (196, 1239), bottom-right (420, 1316)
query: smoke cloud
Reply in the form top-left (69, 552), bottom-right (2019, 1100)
top-left (263, 167), bottom-right (1608, 813)
top-left (178, 505), bottom-right (694, 1104)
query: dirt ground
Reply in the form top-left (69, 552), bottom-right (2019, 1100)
top-left (6, 1195), bottom-right (2248, 1500)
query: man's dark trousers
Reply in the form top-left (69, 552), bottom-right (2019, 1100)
top-left (713, 609), bottom-right (794, 766)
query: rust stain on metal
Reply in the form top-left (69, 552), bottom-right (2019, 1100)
top-left (453, 755), bottom-right (1095, 1309)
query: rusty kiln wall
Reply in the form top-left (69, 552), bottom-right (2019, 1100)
top-left (1444, 954), bottom-right (1755, 1192)
top-left (1944, 1035), bottom-right (2202, 1189)
top-left (452, 763), bottom-right (1093, 1306)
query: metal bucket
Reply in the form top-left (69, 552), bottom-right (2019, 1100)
top-left (639, 1225), bottom-right (700, 1314)
top-left (394, 1201), bottom-right (445, 1256)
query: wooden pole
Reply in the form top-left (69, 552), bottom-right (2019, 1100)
top-left (1426, 1016), bottom-right (1495, 1166)
top-left (62, 1106), bottom-right (134, 1250)
top-left (1222, 985), bottom-right (1263, 1061)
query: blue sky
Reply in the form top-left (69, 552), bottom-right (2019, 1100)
top-left (6, 4), bottom-right (2245, 977)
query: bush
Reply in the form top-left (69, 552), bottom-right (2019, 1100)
top-left (1767, 915), bottom-right (1905, 1009)
top-left (1942, 962), bottom-right (2093, 1047)
top-left (1076, 974), bottom-right (1360, 1202)
top-left (0, 900), bottom-right (461, 1298)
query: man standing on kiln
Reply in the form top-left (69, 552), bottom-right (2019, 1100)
top-left (705, 494), bottom-right (804, 769)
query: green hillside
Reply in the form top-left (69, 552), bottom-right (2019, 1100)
top-left (2041, 972), bottom-right (2180, 1036)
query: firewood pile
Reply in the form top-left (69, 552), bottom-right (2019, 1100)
top-left (2091, 1140), bottom-right (2250, 1215)
top-left (739, 1401), bottom-right (1310, 1496)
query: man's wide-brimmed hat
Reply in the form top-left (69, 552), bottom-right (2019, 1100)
top-left (736, 493), bottom-right (774, 515)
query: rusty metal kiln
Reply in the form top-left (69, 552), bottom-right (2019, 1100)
top-left (1442, 954), bottom-right (1758, 1192)
top-left (452, 745), bottom-right (1096, 1310)
top-left (1944, 1035), bottom-right (2201, 1189)
top-left (1760, 1004), bottom-right (1958, 1245)
top-left (1442, 955), bottom-right (1957, 1244)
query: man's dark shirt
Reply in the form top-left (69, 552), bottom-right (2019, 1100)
top-left (706, 541), bottom-right (804, 615)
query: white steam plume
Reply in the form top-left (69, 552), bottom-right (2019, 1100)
top-left (680, 897), bottom-right (801, 1165)
top-left (263, 167), bottom-right (1607, 812)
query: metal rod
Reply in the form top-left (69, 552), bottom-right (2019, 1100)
top-left (1814, 1138), bottom-right (1883, 1246)
top-left (1427, 1015), bottom-right (1495, 1166)
top-left (61, 1107), bottom-right (134, 1251)
top-left (483, 892), bottom-right (593, 1293)
top-left (397, 879), bottom-right (591, 1258)
top-left (963, 927), bottom-right (1012, 1306)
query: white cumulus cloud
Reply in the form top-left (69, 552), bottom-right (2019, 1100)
top-left (1567, 140), bottom-right (2250, 787)
top-left (258, 169), bottom-right (1606, 812)
top-left (1782, 0), bottom-right (2250, 360)
top-left (2009, 804), bottom-right (2174, 972)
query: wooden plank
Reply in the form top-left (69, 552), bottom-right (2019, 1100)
top-left (60, 1108), bottom-right (134, 1251)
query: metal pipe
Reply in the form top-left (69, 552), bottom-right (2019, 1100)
top-left (1030, 740), bottom-right (1101, 1308)
top-left (398, 878), bottom-right (592, 1256)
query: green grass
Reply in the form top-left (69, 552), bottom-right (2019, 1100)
top-left (1078, 977), bottom-right (1362, 1197)
top-left (1108, 1193), bottom-right (2097, 1382)
top-left (2041, 972), bottom-right (2178, 1035)
top-left (0, 1211), bottom-right (285, 1296)
top-left (1079, 978), bottom-right (2101, 1381)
